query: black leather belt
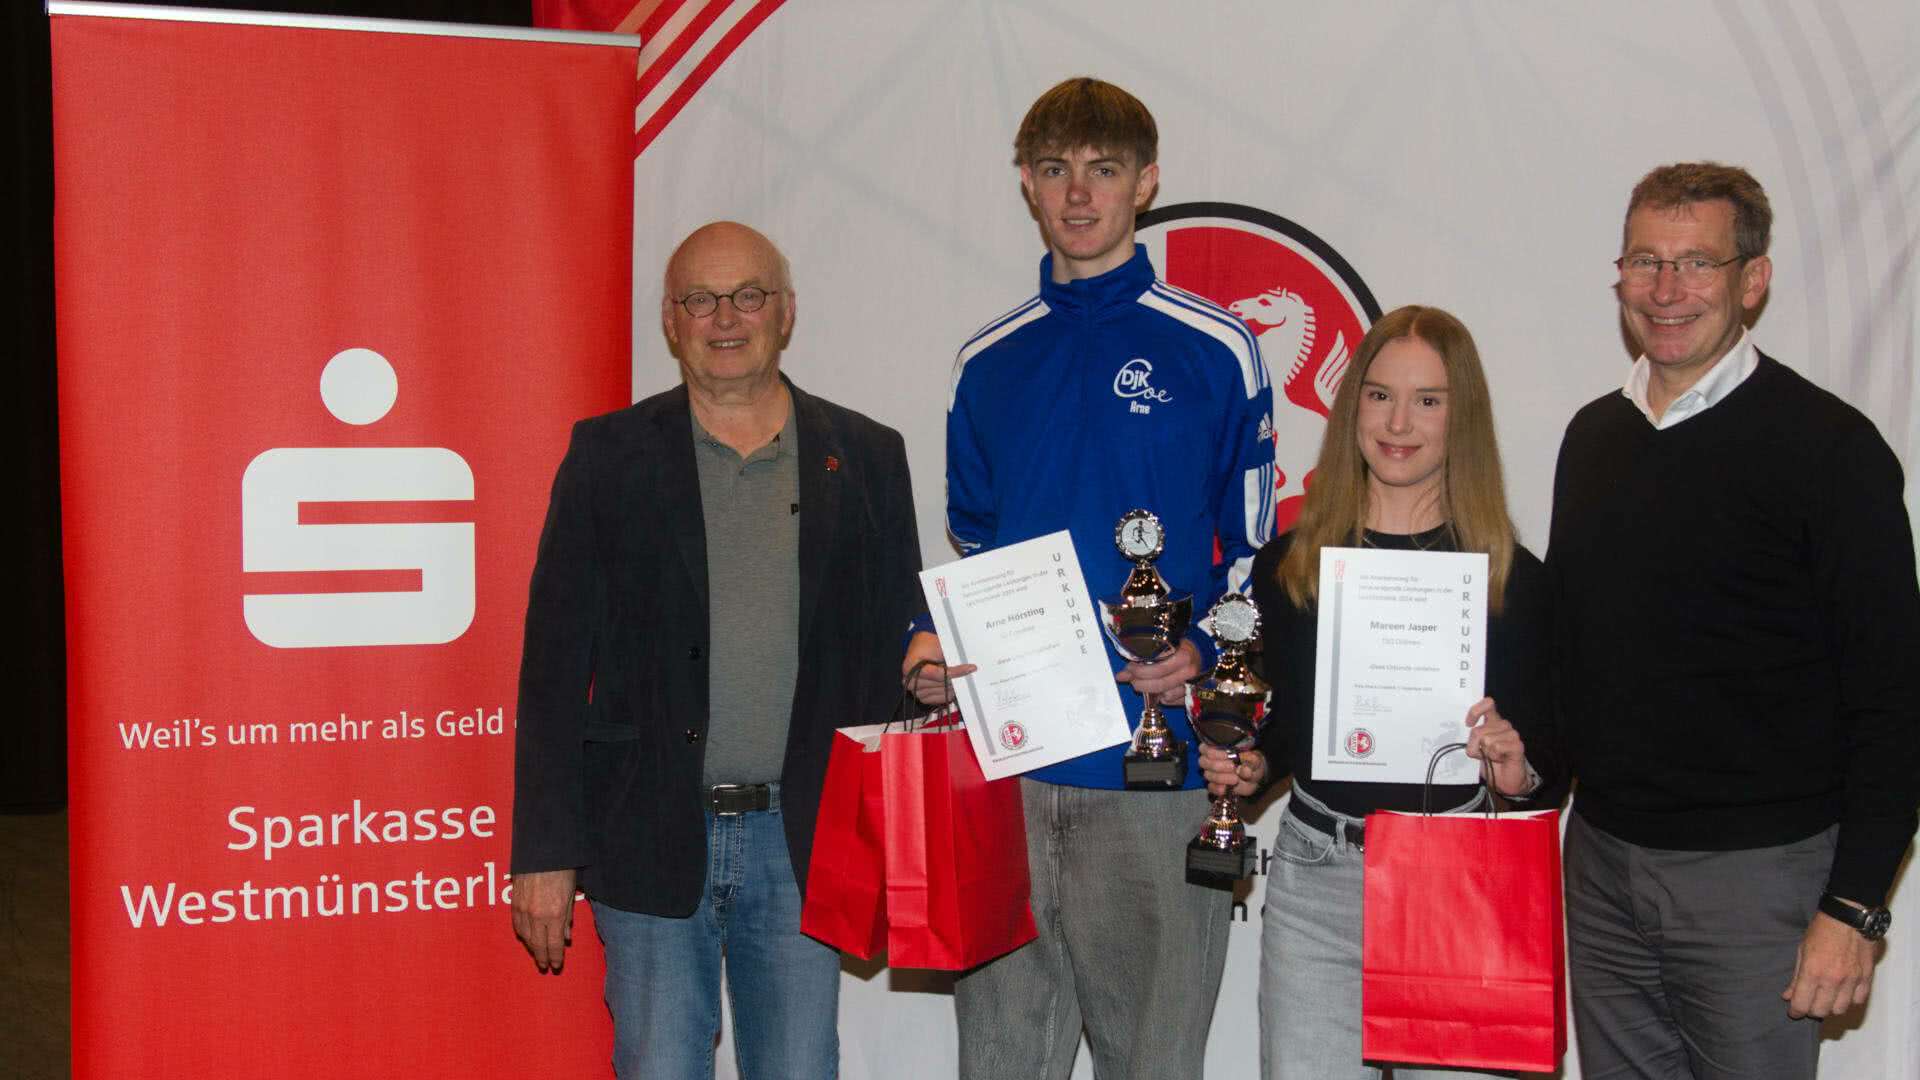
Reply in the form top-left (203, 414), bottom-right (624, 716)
top-left (707, 783), bottom-right (771, 815)
top-left (1290, 797), bottom-right (1366, 850)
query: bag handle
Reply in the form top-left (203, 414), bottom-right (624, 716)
top-left (898, 659), bottom-right (962, 733)
top-left (1421, 741), bottom-right (1495, 818)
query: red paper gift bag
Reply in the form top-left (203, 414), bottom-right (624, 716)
top-left (879, 717), bottom-right (1037, 969)
top-left (799, 727), bottom-right (889, 959)
top-left (1361, 807), bottom-right (1566, 1073)
top-left (803, 717), bottom-right (1037, 969)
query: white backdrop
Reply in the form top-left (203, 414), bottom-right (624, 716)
top-left (623, 3), bottom-right (1920, 1077)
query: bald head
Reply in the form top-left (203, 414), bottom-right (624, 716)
top-left (664, 221), bottom-right (792, 298)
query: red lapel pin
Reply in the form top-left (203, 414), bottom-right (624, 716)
top-left (824, 455), bottom-right (840, 472)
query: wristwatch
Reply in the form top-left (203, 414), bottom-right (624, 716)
top-left (1818, 893), bottom-right (1892, 942)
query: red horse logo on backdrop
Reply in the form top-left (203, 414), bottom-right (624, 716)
top-left (1229, 287), bottom-right (1352, 420)
top-left (1139, 204), bottom-right (1380, 534)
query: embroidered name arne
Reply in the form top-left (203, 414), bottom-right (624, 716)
top-left (1113, 357), bottom-right (1173, 414)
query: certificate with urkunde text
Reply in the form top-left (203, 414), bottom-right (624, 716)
top-left (1310, 546), bottom-right (1488, 785)
top-left (921, 531), bottom-right (1131, 780)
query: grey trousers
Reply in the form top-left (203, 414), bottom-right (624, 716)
top-left (954, 779), bottom-right (1231, 1080)
top-left (1564, 810), bottom-right (1833, 1080)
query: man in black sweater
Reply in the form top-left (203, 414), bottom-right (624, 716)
top-left (1549, 163), bottom-right (1920, 1080)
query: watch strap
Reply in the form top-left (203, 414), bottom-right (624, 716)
top-left (1819, 893), bottom-right (1891, 941)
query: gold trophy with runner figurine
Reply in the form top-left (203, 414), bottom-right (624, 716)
top-left (1098, 510), bottom-right (1193, 789)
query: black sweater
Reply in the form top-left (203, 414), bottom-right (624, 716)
top-left (1249, 527), bottom-right (1559, 819)
top-left (1548, 353), bottom-right (1920, 906)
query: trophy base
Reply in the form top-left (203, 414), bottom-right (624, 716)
top-left (1185, 838), bottom-right (1255, 889)
top-left (1122, 753), bottom-right (1187, 790)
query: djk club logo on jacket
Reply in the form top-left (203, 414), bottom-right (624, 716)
top-left (1113, 357), bottom-right (1174, 414)
top-left (1139, 204), bottom-right (1381, 533)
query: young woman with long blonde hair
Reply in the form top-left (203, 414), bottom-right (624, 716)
top-left (1199, 305), bottom-right (1559, 1079)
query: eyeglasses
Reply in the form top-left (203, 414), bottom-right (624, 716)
top-left (1614, 254), bottom-right (1743, 287)
top-left (673, 286), bottom-right (775, 318)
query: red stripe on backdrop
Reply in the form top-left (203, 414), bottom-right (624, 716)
top-left (637, 0), bottom-right (691, 39)
top-left (635, 0), bottom-right (786, 157)
top-left (53, 13), bottom-right (635, 1078)
top-left (537, 0), bottom-right (789, 200)
top-left (637, 0), bottom-right (727, 103)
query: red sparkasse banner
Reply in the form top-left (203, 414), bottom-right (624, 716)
top-left (53, 12), bottom-right (634, 1077)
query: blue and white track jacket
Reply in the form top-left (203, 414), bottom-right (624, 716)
top-left (923, 245), bottom-right (1278, 789)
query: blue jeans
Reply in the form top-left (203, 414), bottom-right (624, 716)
top-left (591, 786), bottom-right (840, 1080)
top-left (954, 780), bottom-right (1231, 1080)
top-left (1260, 785), bottom-right (1509, 1080)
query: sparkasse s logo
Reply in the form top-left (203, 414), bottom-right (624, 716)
top-left (1139, 204), bottom-right (1380, 533)
top-left (241, 348), bottom-right (476, 649)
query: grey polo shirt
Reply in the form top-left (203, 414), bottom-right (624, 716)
top-left (691, 403), bottom-right (801, 787)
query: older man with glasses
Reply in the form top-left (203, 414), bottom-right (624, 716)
top-left (1547, 163), bottom-right (1920, 1080)
top-left (509, 221), bottom-right (923, 1078)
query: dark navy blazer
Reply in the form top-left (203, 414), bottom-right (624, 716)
top-left (510, 378), bottom-right (922, 916)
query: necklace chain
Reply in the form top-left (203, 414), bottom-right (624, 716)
top-left (1362, 523), bottom-right (1452, 552)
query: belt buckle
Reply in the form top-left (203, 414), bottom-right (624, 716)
top-left (708, 784), bottom-right (759, 816)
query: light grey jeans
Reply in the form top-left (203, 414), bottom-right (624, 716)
top-left (954, 779), bottom-right (1231, 1080)
top-left (1260, 784), bottom-right (1512, 1080)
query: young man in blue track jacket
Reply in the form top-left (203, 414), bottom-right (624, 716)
top-left (904, 78), bottom-right (1279, 1080)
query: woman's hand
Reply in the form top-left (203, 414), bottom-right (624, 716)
top-left (1198, 743), bottom-right (1265, 798)
top-left (1463, 696), bottom-right (1533, 797)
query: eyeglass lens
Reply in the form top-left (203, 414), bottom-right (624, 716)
top-left (681, 287), bottom-right (768, 317)
top-left (1617, 256), bottom-right (1734, 287)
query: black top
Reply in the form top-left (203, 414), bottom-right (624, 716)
top-left (1548, 353), bottom-right (1920, 906)
top-left (1249, 526), bottom-right (1558, 819)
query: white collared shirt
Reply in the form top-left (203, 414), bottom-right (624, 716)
top-left (1621, 330), bottom-right (1758, 430)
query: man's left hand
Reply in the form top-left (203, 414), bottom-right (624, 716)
top-left (1115, 639), bottom-right (1201, 705)
top-left (1782, 910), bottom-right (1877, 1019)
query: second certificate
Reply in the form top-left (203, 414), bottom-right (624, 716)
top-left (1310, 546), bottom-right (1488, 785)
top-left (921, 530), bottom-right (1131, 780)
